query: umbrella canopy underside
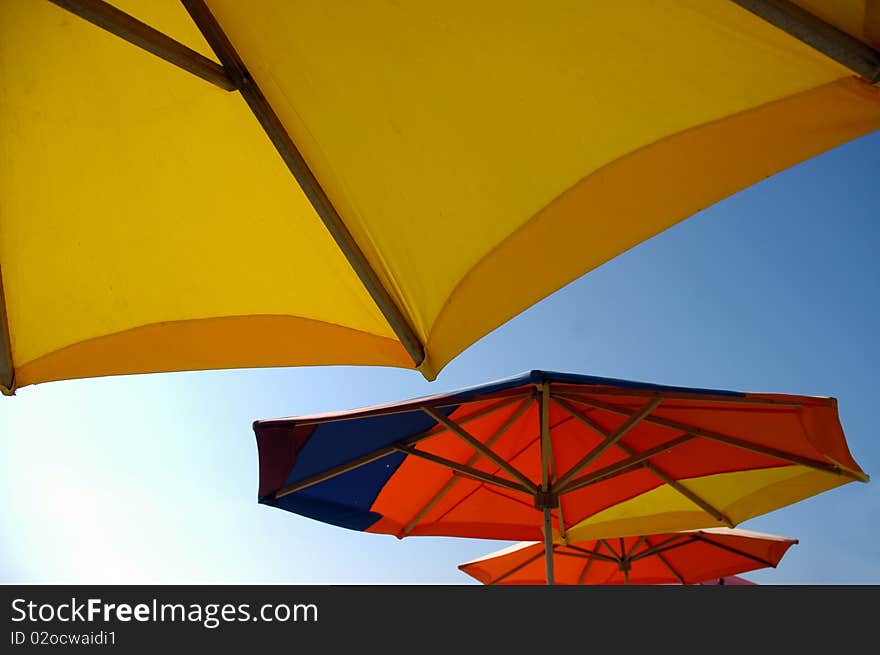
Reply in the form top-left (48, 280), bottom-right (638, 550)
top-left (459, 527), bottom-right (797, 585)
top-left (2, 1), bottom-right (880, 392)
top-left (254, 371), bottom-right (867, 542)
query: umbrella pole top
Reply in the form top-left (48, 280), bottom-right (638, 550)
top-left (533, 490), bottom-right (558, 510)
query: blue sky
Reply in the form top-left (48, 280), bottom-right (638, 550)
top-left (1, 130), bottom-right (878, 585)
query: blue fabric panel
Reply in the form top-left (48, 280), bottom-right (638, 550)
top-left (285, 405), bottom-right (457, 486)
top-left (448, 370), bottom-right (746, 400)
top-left (265, 452), bottom-right (408, 532)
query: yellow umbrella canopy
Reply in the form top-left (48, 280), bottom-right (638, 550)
top-left (2, 0), bottom-right (879, 394)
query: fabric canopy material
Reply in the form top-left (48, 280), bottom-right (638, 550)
top-left (2, 1), bottom-right (880, 393)
top-left (701, 575), bottom-right (757, 585)
top-left (458, 528), bottom-right (796, 585)
top-left (254, 370), bottom-right (867, 563)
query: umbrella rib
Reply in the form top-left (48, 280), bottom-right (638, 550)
top-left (690, 534), bottom-right (776, 568)
top-left (576, 545), bottom-right (602, 584)
top-left (604, 426), bottom-right (734, 528)
top-left (398, 397), bottom-right (533, 536)
top-left (599, 539), bottom-right (621, 560)
top-left (0, 267), bottom-right (13, 394)
top-left (625, 535), bottom-right (648, 561)
top-left (562, 545), bottom-right (618, 564)
top-left (493, 410), bottom-right (576, 485)
top-left (552, 393), bottom-right (733, 523)
top-left (641, 461), bottom-right (734, 526)
top-left (488, 551), bottom-right (546, 585)
top-left (655, 551), bottom-right (687, 585)
top-left (630, 534), bottom-right (689, 561)
top-left (606, 426), bottom-right (734, 526)
top-left (550, 396), bottom-right (613, 440)
top-left (555, 394), bottom-right (860, 479)
top-left (47, 0), bottom-right (236, 90)
top-left (293, 388), bottom-right (532, 426)
top-left (419, 479), bottom-right (485, 529)
top-left (429, 471), bottom-right (545, 529)
top-left (273, 393), bottom-right (552, 503)
top-left (552, 387), bottom-right (804, 407)
top-left (181, 0), bottom-right (426, 368)
top-left (730, 0), bottom-right (880, 83)
top-left (555, 551), bottom-right (594, 560)
top-left (557, 433), bottom-right (696, 495)
top-left (406, 396), bottom-right (527, 442)
top-left (555, 398), bottom-right (663, 490)
top-left (422, 407), bottom-right (538, 493)
top-left (272, 397), bottom-right (524, 499)
top-left (393, 444), bottom-right (532, 495)
top-left (631, 536), bottom-right (699, 562)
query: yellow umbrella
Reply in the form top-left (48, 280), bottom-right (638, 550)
top-left (2, 1), bottom-right (879, 394)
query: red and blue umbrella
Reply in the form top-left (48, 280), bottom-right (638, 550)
top-left (254, 370), bottom-right (866, 583)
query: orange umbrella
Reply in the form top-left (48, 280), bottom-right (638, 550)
top-left (255, 371), bottom-right (866, 584)
top-left (459, 528), bottom-right (796, 585)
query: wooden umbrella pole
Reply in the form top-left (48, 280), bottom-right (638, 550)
top-left (538, 382), bottom-right (555, 585)
top-left (543, 507), bottom-right (554, 585)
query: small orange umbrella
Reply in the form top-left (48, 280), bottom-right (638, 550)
top-left (459, 528), bottom-right (796, 585)
top-left (700, 575), bottom-right (757, 585)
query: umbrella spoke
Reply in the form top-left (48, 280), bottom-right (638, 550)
top-left (183, 0), bottom-right (426, 368)
top-left (626, 535), bottom-right (648, 560)
top-left (0, 272), bottom-right (11, 393)
top-left (599, 539), bottom-right (621, 560)
top-left (399, 398), bottom-right (534, 536)
top-left (489, 551), bottom-right (545, 585)
top-left (731, 0), bottom-right (880, 83)
top-left (630, 534), bottom-right (687, 560)
top-left (275, 447), bottom-right (404, 499)
top-left (549, 397), bottom-right (613, 449)
top-left (274, 396), bottom-right (526, 499)
top-left (48, 0), bottom-right (236, 91)
top-left (546, 424), bottom-right (567, 542)
top-left (421, 407), bottom-right (538, 493)
top-left (655, 551), bottom-right (687, 585)
top-left (295, 389), bottom-right (535, 426)
top-left (393, 444), bottom-right (533, 495)
top-left (562, 544), bottom-right (618, 564)
top-left (418, 479), bottom-right (485, 529)
top-left (556, 394), bottom-right (860, 479)
top-left (641, 462), bottom-right (734, 526)
top-left (631, 536), bottom-right (698, 561)
top-left (557, 433), bottom-right (696, 495)
top-left (555, 397), bottom-right (663, 490)
top-left (555, 551), bottom-right (595, 561)
top-left (553, 388), bottom-right (804, 407)
top-left (420, 391), bottom-right (571, 516)
top-left (576, 545), bottom-right (603, 584)
top-left (594, 416), bottom-right (735, 525)
top-left (690, 534), bottom-right (776, 568)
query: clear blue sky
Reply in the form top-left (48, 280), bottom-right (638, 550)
top-left (1, 131), bottom-right (878, 585)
